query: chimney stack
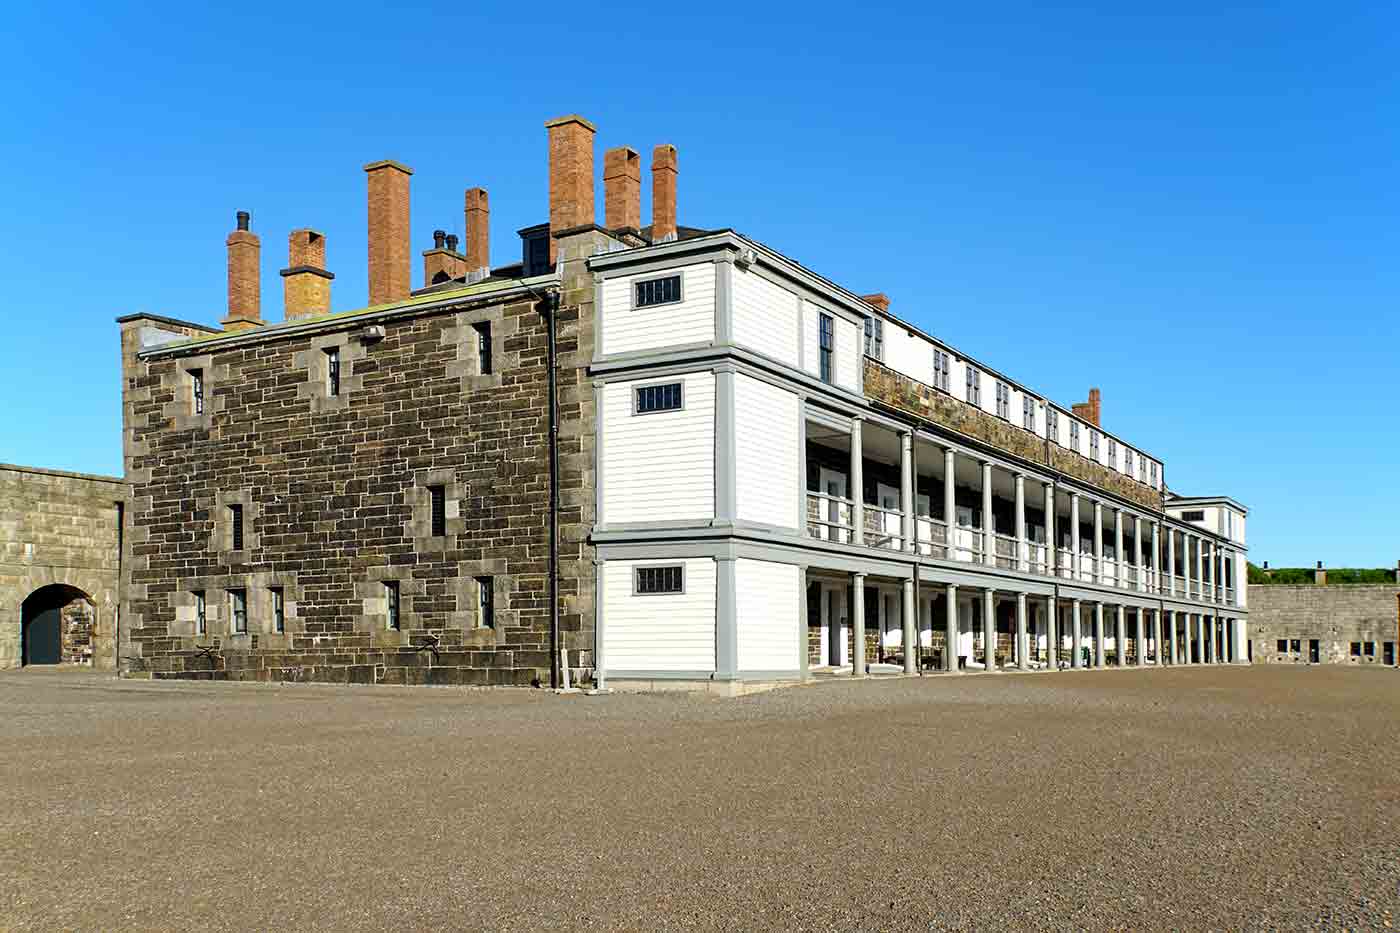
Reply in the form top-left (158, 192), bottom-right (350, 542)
top-left (862, 294), bottom-right (891, 313)
top-left (281, 229), bottom-right (333, 319)
top-left (364, 159), bottom-right (413, 305)
top-left (651, 144), bottom-right (678, 243)
top-left (604, 146), bottom-right (641, 232)
top-left (1315, 560), bottom-right (1327, 586)
top-left (545, 115), bottom-right (596, 264)
top-left (1072, 388), bottom-right (1102, 427)
top-left (422, 228), bottom-right (465, 287)
top-left (464, 187), bottom-right (490, 283)
top-left (222, 211), bottom-right (261, 332)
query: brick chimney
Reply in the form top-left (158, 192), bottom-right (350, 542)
top-left (1072, 388), bottom-right (1102, 427)
top-left (651, 143), bottom-right (677, 243)
top-left (422, 229), bottom-right (465, 287)
top-left (364, 159), bottom-right (413, 305)
top-left (281, 229), bottom-right (333, 319)
top-left (862, 293), bottom-right (891, 313)
top-left (1315, 561), bottom-right (1326, 586)
top-left (545, 115), bottom-right (596, 264)
top-left (222, 211), bottom-right (261, 332)
top-left (604, 146), bottom-right (641, 232)
top-left (464, 187), bottom-right (490, 283)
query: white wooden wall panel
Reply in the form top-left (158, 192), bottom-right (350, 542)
top-left (835, 316), bottom-right (861, 391)
top-left (735, 558), bottom-right (800, 672)
top-left (732, 270), bottom-right (799, 365)
top-left (600, 371), bottom-right (715, 524)
top-left (883, 324), bottom-right (931, 384)
top-left (734, 374), bottom-right (799, 528)
top-left (603, 558), bottom-right (716, 672)
top-left (801, 303), bottom-right (820, 378)
top-left (600, 262), bottom-right (716, 356)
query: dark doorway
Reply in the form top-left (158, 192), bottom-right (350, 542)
top-left (1309, 639), bottom-right (1320, 664)
top-left (20, 584), bottom-right (89, 666)
top-left (1384, 642), bottom-right (1394, 666)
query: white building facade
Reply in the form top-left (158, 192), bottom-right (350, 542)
top-left (590, 231), bottom-right (1248, 692)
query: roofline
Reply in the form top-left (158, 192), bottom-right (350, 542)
top-left (1166, 494), bottom-right (1249, 515)
top-left (0, 462), bottom-right (126, 486)
top-left (114, 312), bottom-right (221, 334)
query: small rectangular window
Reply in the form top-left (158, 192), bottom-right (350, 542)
top-left (818, 314), bottom-right (834, 384)
top-left (1070, 421), bottom-right (1080, 451)
top-left (229, 504), bottom-right (244, 551)
top-left (1276, 639), bottom-right (1287, 653)
top-left (472, 321), bottom-right (492, 375)
top-left (1290, 638), bottom-right (1301, 654)
top-left (325, 348), bottom-right (341, 397)
top-left (1181, 510), bottom-right (1205, 522)
top-left (1047, 409), bottom-right (1059, 444)
top-left (863, 317), bottom-right (883, 360)
top-left (635, 382), bottom-right (683, 414)
top-left (1022, 396), bottom-right (1035, 431)
top-left (1351, 642), bottom-right (1362, 657)
top-left (190, 368), bottom-right (205, 415)
top-left (194, 590), bottom-right (206, 636)
top-left (966, 366), bottom-right (980, 406)
top-left (932, 350), bottom-right (950, 391)
top-left (385, 581), bottom-right (400, 630)
top-left (1364, 641), bottom-right (1375, 657)
top-left (1107, 438), bottom-right (1117, 465)
top-left (1090, 431), bottom-right (1100, 460)
top-left (635, 274), bottom-right (682, 308)
top-left (1124, 450), bottom-right (1134, 476)
top-left (475, 576), bottom-right (494, 629)
top-left (229, 588), bottom-right (247, 634)
top-left (635, 564), bottom-right (684, 595)
top-left (429, 485), bottom-right (446, 537)
top-left (271, 586), bottom-right (285, 634)
top-left (995, 382), bottom-right (1009, 419)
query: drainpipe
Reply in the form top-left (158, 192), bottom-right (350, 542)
top-left (543, 291), bottom-right (561, 689)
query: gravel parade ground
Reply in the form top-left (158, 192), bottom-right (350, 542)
top-left (2, 665), bottom-right (1397, 932)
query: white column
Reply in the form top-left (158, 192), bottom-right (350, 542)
top-left (1167, 527), bottom-right (1176, 596)
top-left (981, 461), bottom-right (994, 566)
top-left (1094, 603), bottom-right (1106, 667)
top-left (850, 418), bottom-right (864, 548)
top-left (1016, 592), bottom-right (1028, 669)
top-left (1233, 617), bottom-right (1248, 663)
top-left (1164, 609), bottom-right (1174, 665)
top-left (851, 572), bottom-right (866, 676)
top-left (1134, 516), bottom-right (1144, 593)
top-left (943, 448), bottom-right (956, 560)
top-left (1151, 522), bottom-right (1161, 593)
top-left (1093, 502), bottom-right (1104, 584)
top-left (1115, 605), bottom-right (1126, 666)
top-left (982, 588), bottom-right (996, 671)
top-left (944, 583), bottom-right (958, 672)
top-left (1046, 595), bottom-right (1058, 671)
top-left (1113, 508), bottom-right (1124, 589)
top-left (1136, 610), bottom-right (1146, 666)
top-left (901, 577), bottom-right (916, 674)
top-left (1194, 535), bottom-right (1204, 601)
top-left (1152, 609), bottom-right (1162, 665)
top-left (1070, 493), bottom-right (1081, 580)
top-left (1014, 473), bottom-right (1027, 572)
top-left (1044, 482), bottom-right (1056, 577)
top-left (1071, 598), bottom-right (1083, 669)
top-left (900, 431), bottom-right (914, 553)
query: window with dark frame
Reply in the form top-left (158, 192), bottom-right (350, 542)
top-left (1276, 639), bottom-right (1287, 653)
top-left (1125, 449), bottom-right (1134, 476)
top-left (229, 504), bottom-right (244, 551)
top-left (966, 366), bottom-right (981, 406)
top-left (635, 274), bottom-right (681, 308)
top-left (1048, 408), bottom-right (1059, 444)
top-left (325, 347), bottom-right (341, 397)
top-left (818, 314), bottom-right (834, 383)
top-left (636, 565), bottom-right (683, 595)
top-left (230, 588), bottom-right (247, 634)
top-left (1181, 510), bottom-right (1205, 522)
top-left (1351, 642), bottom-right (1362, 657)
top-left (472, 321), bottom-right (492, 375)
top-left (1365, 641), bottom-right (1375, 657)
top-left (863, 317), bottom-right (884, 360)
top-left (194, 590), bottom-right (206, 636)
top-left (932, 350), bottom-right (950, 391)
top-left (1022, 396), bottom-right (1035, 431)
top-left (385, 581), bottom-right (400, 630)
top-left (475, 576), bottom-right (494, 629)
top-left (995, 382), bottom-right (1009, 419)
top-left (429, 485), bottom-right (446, 537)
top-left (1090, 430), bottom-right (1100, 460)
top-left (1070, 420), bottom-right (1080, 451)
top-left (635, 382), bottom-right (683, 414)
top-left (1290, 638), bottom-right (1301, 654)
top-left (1107, 438), bottom-right (1117, 465)
top-left (190, 369), bottom-right (205, 415)
top-left (271, 586), bottom-right (285, 634)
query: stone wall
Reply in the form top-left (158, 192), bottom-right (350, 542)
top-left (118, 235), bottom-right (597, 686)
top-left (0, 463), bottom-right (126, 669)
top-left (1248, 584), bottom-right (1400, 666)
top-left (863, 360), bottom-right (1164, 512)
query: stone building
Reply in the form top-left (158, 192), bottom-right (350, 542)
top-left (1249, 580), bottom-right (1400, 666)
top-left (0, 463), bottom-right (125, 669)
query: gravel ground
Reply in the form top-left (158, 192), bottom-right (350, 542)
top-left (1, 665), bottom-right (1397, 932)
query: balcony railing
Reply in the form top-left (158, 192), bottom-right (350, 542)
top-left (863, 504), bottom-right (905, 551)
top-left (951, 524), bottom-right (983, 563)
top-left (915, 517), bottom-right (949, 559)
top-left (1123, 565), bottom-right (1138, 589)
top-left (994, 533), bottom-right (1018, 570)
top-left (806, 492), bottom-right (853, 545)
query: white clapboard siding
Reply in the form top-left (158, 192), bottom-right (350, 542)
top-left (603, 558), bottom-right (717, 672)
top-left (735, 558), bottom-right (800, 672)
top-left (732, 269), bottom-right (799, 365)
top-left (801, 303), bottom-right (820, 378)
top-left (835, 315), bottom-right (861, 391)
top-left (882, 323), bottom-right (932, 385)
top-left (600, 262), bottom-right (716, 356)
top-left (734, 374), bottom-right (799, 529)
top-left (601, 371), bottom-right (715, 525)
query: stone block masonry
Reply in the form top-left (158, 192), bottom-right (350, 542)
top-left (118, 245), bottom-right (597, 684)
top-left (1249, 584), bottom-right (1400, 665)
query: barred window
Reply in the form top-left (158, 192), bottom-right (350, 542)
top-left (229, 504), bottom-right (244, 551)
top-left (325, 347), bottom-right (341, 397)
top-left (635, 382), bottom-right (683, 414)
top-left (194, 590), bottom-right (206, 636)
top-left (635, 565), bottom-right (684, 595)
top-left (429, 485), bottom-right (446, 537)
top-left (475, 576), bottom-right (494, 629)
top-left (635, 275), bottom-right (681, 308)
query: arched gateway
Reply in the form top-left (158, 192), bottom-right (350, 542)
top-left (20, 584), bottom-right (93, 665)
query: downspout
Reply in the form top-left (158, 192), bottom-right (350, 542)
top-left (544, 291), bottom-right (561, 689)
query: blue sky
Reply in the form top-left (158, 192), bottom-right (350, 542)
top-left (1, 1), bottom-right (1395, 566)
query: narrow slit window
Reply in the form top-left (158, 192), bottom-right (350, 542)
top-left (472, 321), bottom-right (492, 375)
top-left (270, 587), bottom-right (285, 634)
top-left (385, 581), bottom-right (400, 630)
top-left (634, 274), bottom-right (682, 308)
top-left (194, 590), bottom-right (206, 636)
top-left (190, 368), bottom-right (205, 415)
top-left (635, 565), bottom-right (684, 595)
top-left (818, 314), bottom-right (834, 384)
top-left (635, 382), bottom-right (683, 414)
top-left (429, 485), bottom-right (446, 537)
top-left (475, 576), bottom-right (494, 629)
top-left (229, 588), bottom-right (248, 634)
top-left (229, 504), bottom-right (244, 551)
top-left (325, 347), bottom-right (341, 397)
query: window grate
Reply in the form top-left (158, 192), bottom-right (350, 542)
top-left (635, 275), bottom-right (681, 308)
top-left (429, 486), bottom-right (446, 537)
top-left (635, 382), bottom-right (683, 414)
top-left (229, 504), bottom-right (244, 551)
top-left (636, 565), bottom-right (683, 595)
